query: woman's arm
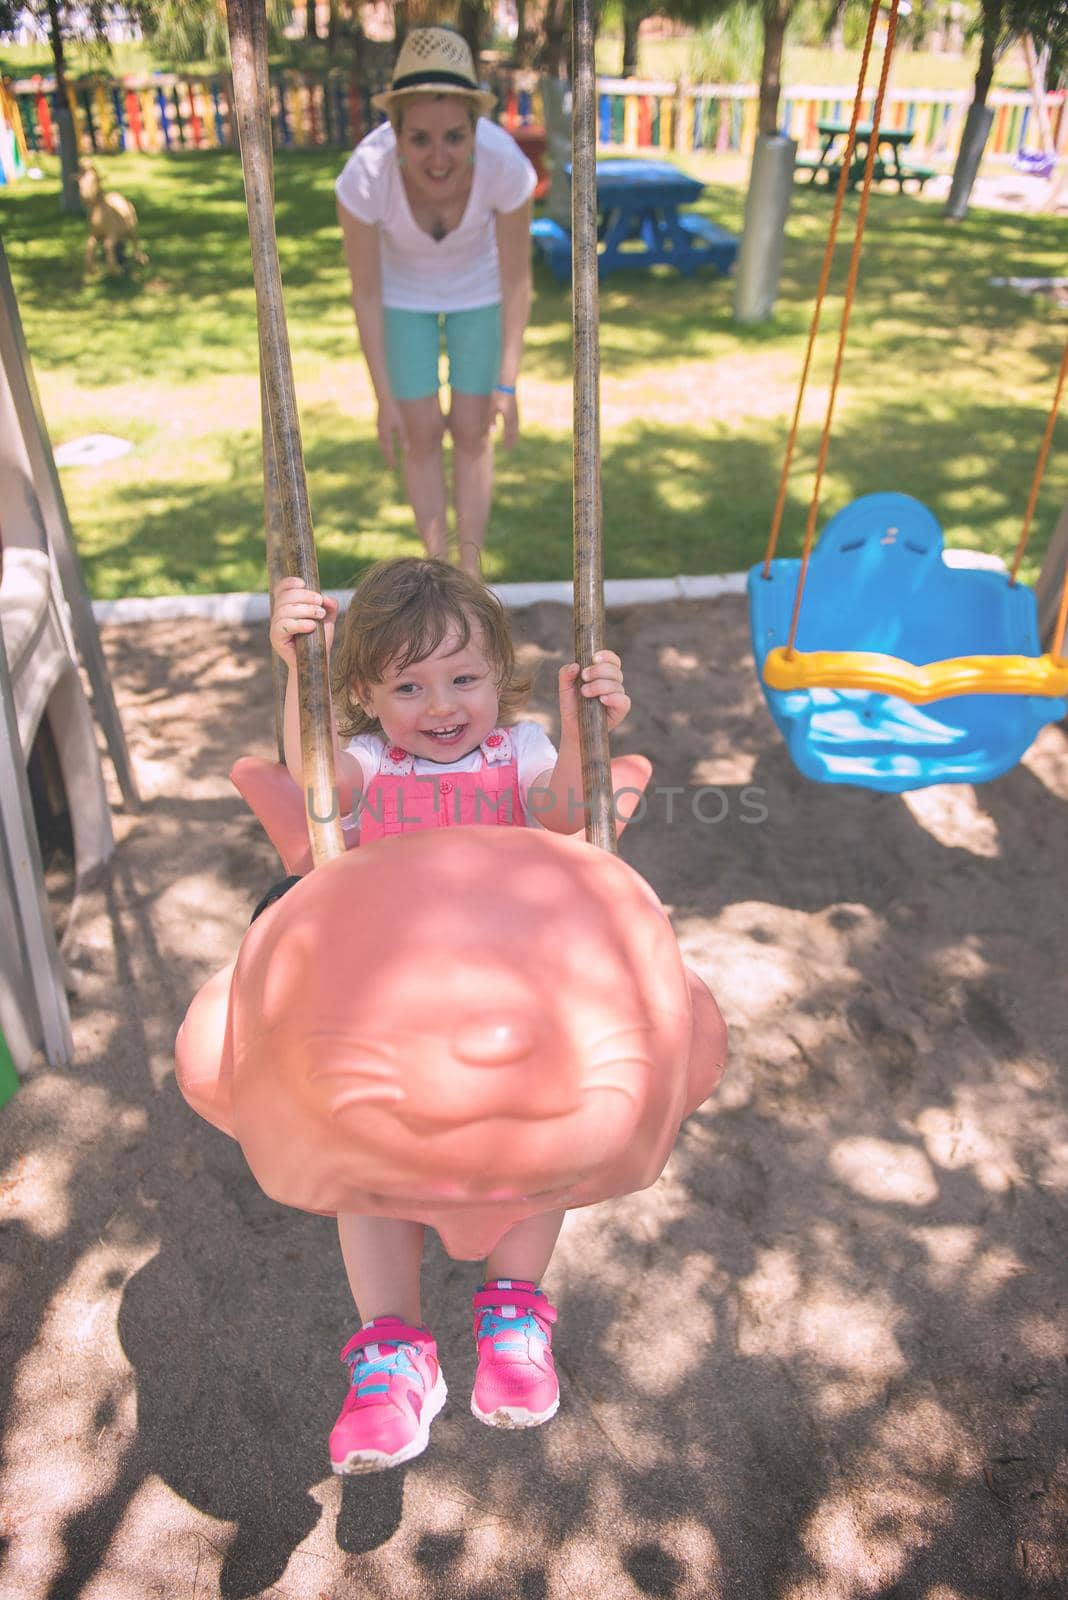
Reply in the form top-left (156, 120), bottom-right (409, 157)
top-left (489, 198), bottom-right (533, 450)
top-left (338, 205), bottom-right (407, 467)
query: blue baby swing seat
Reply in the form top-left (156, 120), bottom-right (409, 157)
top-left (748, 492), bottom-right (1067, 792)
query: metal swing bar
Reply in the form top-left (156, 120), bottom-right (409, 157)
top-left (571, 0), bottom-right (616, 853)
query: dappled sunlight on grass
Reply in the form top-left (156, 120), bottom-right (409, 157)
top-left (2, 149), bottom-right (1064, 600)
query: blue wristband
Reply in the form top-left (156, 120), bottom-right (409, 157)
top-left (494, 383), bottom-right (516, 395)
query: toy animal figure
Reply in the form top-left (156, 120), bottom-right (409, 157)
top-left (176, 824), bottom-right (728, 1260)
top-left (78, 162), bottom-right (148, 275)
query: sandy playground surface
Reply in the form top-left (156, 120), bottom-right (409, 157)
top-left (1, 596), bottom-right (1066, 1600)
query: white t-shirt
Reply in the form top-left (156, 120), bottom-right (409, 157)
top-left (335, 118), bottom-right (537, 312)
top-left (344, 720), bottom-right (557, 826)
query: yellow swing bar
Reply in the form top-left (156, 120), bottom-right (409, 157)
top-left (762, 647), bottom-right (1068, 703)
top-left (765, 332), bottom-right (1068, 706)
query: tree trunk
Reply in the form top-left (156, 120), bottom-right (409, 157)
top-left (327, 0), bottom-right (340, 59)
top-left (943, 0), bottom-right (1001, 219)
top-left (458, 0), bottom-right (484, 67)
top-left (621, 12), bottom-right (642, 78)
top-left (759, 0), bottom-right (790, 140)
top-left (541, 0), bottom-right (568, 79)
top-left (306, 0), bottom-right (319, 42)
top-left (973, 0), bottom-right (1001, 111)
top-left (823, 0), bottom-right (845, 51)
top-left (45, 0), bottom-right (81, 214)
top-left (45, 0), bottom-right (66, 96)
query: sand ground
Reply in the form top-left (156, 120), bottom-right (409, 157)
top-left (1, 597), bottom-right (1066, 1600)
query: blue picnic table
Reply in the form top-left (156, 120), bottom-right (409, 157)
top-left (531, 158), bottom-right (738, 283)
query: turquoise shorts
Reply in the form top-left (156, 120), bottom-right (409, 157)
top-left (383, 303), bottom-right (502, 402)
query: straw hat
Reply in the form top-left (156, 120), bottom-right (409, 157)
top-left (372, 27), bottom-right (496, 120)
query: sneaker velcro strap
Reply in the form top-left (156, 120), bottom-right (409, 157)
top-left (472, 1288), bottom-right (557, 1323)
top-left (340, 1320), bottom-right (430, 1364)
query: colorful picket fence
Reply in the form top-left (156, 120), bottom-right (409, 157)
top-left (8, 69), bottom-right (1067, 173)
top-left (778, 83), bottom-right (1068, 167)
top-left (592, 77), bottom-right (1068, 167)
top-left (9, 70), bottom-right (382, 160)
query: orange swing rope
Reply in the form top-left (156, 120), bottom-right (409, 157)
top-left (761, 0), bottom-right (884, 581)
top-left (782, 0), bottom-right (902, 657)
top-left (759, 0), bottom-right (1068, 702)
top-left (1052, 547), bottom-right (1068, 667)
top-left (763, 332), bottom-right (1068, 697)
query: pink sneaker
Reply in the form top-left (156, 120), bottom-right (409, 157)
top-left (471, 1280), bottom-right (559, 1428)
top-left (329, 1317), bottom-right (447, 1474)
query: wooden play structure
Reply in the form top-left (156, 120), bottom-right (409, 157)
top-left (0, 241), bottom-right (139, 1073)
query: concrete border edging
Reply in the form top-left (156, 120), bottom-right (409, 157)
top-left (90, 572), bottom-right (749, 625)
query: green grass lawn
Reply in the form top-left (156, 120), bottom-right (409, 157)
top-left (0, 149), bottom-right (1064, 597)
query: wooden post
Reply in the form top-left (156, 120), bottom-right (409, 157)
top-left (570, 0), bottom-right (615, 854)
top-left (226, 0), bottom-right (344, 863)
top-left (1036, 499), bottom-right (1068, 656)
top-left (261, 370), bottom-right (289, 762)
top-left (1021, 33), bottom-right (1056, 159)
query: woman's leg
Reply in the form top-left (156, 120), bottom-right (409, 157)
top-left (337, 1213), bottom-right (427, 1325)
top-left (444, 306), bottom-right (502, 575)
top-left (395, 396), bottom-right (449, 561)
top-left (448, 390), bottom-right (495, 576)
top-left (485, 1208), bottom-right (566, 1284)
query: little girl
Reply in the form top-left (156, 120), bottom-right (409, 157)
top-left (269, 557), bottom-right (630, 1474)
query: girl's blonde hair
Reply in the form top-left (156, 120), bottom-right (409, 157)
top-left (332, 558), bottom-right (531, 738)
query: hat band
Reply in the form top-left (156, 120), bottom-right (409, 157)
top-left (390, 68), bottom-right (479, 94)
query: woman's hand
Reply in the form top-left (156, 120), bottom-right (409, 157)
top-left (489, 387), bottom-right (519, 451)
top-left (269, 576), bottom-right (337, 662)
top-left (376, 398), bottom-right (408, 468)
top-left (557, 650), bottom-right (630, 740)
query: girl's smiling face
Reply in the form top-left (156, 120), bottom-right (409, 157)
top-left (396, 98), bottom-right (476, 209)
top-left (361, 626), bottom-right (501, 763)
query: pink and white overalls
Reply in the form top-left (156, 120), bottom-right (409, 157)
top-left (358, 728), bottom-right (528, 842)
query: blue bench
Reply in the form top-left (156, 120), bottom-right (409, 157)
top-left (676, 214), bottom-right (739, 275)
top-left (530, 216), bottom-right (573, 283)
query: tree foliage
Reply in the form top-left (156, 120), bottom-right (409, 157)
top-left (966, 0), bottom-right (1067, 105)
top-left (136, 0), bottom-right (293, 65)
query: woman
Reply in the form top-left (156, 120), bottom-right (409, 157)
top-left (336, 28), bottom-right (537, 575)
